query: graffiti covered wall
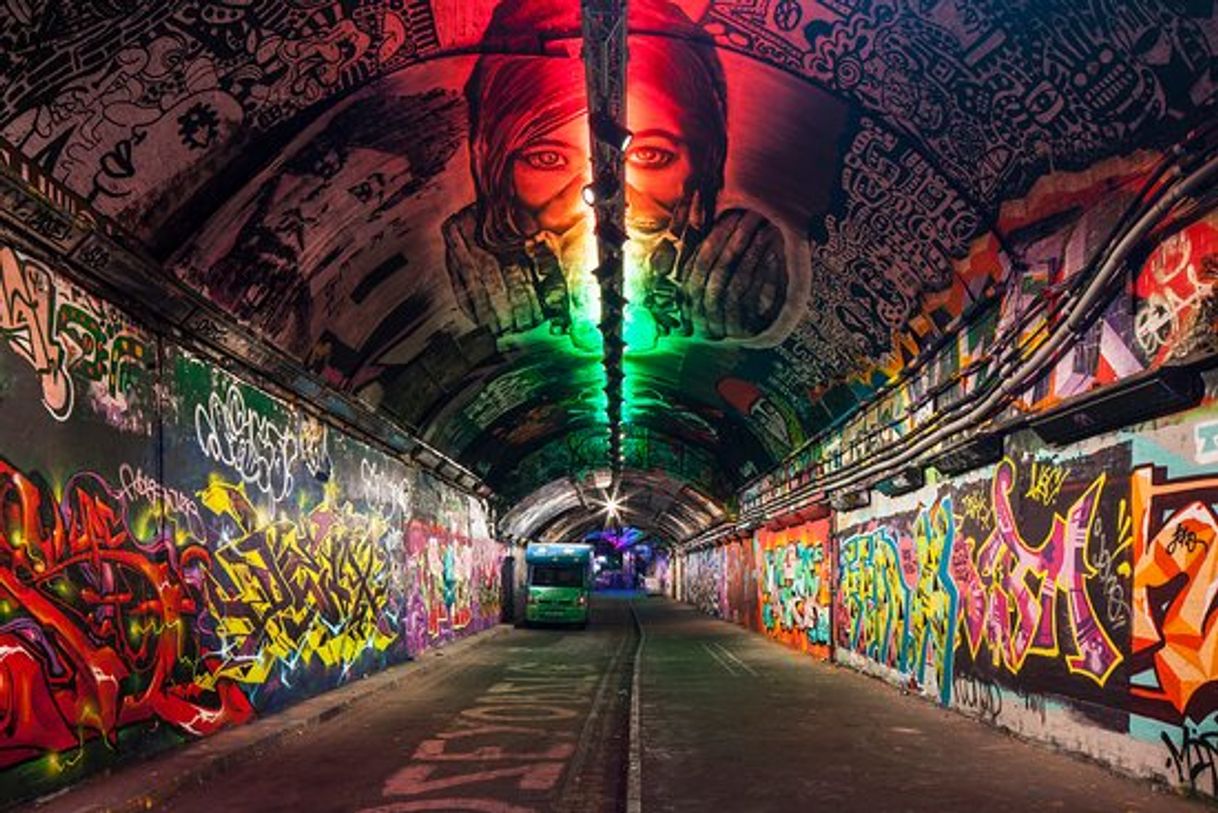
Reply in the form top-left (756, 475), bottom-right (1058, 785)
top-left (1129, 410), bottom-right (1218, 795)
top-left (756, 521), bottom-right (831, 659)
top-left (0, 244), bottom-right (503, 802)
top-left (681, 520), bottom-right (833, 660)
top-left (683, 374), bottom-right (1218, 796)
top-left (828, 390), bottom-right (1218, 794)
top-left (683, 545), bottom-right (725, 619)
top-left (680, 536), bottom-right (755, 627)
top-left (836, 446), bottom-right (1130, 712)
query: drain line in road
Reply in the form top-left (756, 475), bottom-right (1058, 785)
top-left (553, 617), bottom-right (635, 811)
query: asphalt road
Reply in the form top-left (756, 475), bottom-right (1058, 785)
top-left (635, 600), bottom-right (1207, 813)
top-left (157, 595), bottom-right (635, 813)
top-left (30, 595), bottom-right (1214, 812)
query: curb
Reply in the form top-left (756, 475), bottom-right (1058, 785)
top-left (33, 624), bottom-right (515, 813)
top-left (627, 600), bottom-right (646, 813)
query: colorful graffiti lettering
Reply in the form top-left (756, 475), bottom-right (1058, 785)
top-left (196, 477), bottom-right (406, 689)
top-left (756, 521), bottom-right (831, 659)
top-left (838, 498), bottom-right (958, 702)
top-left (0, 246), bottom-right (69, 418)
top-left (953, 460), bottom-right (1122, 687)
top-left (835, 456), bottom-right (1126, 706)
top-left (1131, 466), bottom-right (1218, 723)
top-left (405, 521), bottom-right (500, 651)
top-left (838, 526), bottom-right (904, 667)
top-left (906, 499), bottom-right (959, 703)
top-left (0, 244), bottom-right (151, 426)
top-left (0, 459), bottom-right (253, 771)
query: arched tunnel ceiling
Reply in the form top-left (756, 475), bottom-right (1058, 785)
top-left (3, 1), bottom-right (1216, 509)
top-left (499, 468), bottom-right (725, 547)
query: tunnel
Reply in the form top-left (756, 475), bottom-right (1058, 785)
top-left (1, 0), bottom-right (1217, 810)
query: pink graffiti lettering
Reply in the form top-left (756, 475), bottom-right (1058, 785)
top-left (413, 739), bottom-right (575, 762)
top-left (361, 799), bottom-right (534, 812)
top-left (955, 460), bottom-right (1121, 685)
top-left (460, 705), bottom-right (579, 722)
top-left (382, 762), bottom-right (565, 797)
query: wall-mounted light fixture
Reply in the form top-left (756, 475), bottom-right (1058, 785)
top-left (413, 447), bottom-right (441, 470)
top-left (1029, 365), bottom-right (1204, 445)
top-left (830, 489), bottom-right (871, 512)
top-left (582, 171), bottom-right (620, 206)
top-left (928, 431), bottom-right (1005, 475)
top-left (873, 466), bottom-right (925, 497)
top-left (590, 110), bottom-right (633, 151)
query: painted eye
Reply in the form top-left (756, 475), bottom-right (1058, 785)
top-left (520, 149), bottom-right (568, 170)
top-left (627, 146), bottom-right (676, 169)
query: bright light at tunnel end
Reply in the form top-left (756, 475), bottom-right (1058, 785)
top-left (601, 492), bottom-right (622, 519)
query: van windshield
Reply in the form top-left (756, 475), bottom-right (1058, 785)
top-left (531, 565), bottom-right (585, 588)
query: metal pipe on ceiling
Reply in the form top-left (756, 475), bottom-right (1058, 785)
top-left (735, 131), bottom-right (1218, 519)
top-left (733, 145), bottom-right (1218, 528)
top-left (581, 0), bottom-right (630, 479)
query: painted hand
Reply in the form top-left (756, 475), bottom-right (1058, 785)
top-left (679, 209), bottom-right (787, 340)
top-left (443, 209), bottom-right (547, 335)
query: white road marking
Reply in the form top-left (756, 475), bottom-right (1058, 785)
top-left (702, 642), bottom-right (738, 676)
top-left (712, 643), bottom-right (759, 678)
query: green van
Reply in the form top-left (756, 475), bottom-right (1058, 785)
top-left (525, 543), bottom-right (593, 627)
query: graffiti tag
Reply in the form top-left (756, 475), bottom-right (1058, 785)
top-left (195, 381), bottom-right (299, 503)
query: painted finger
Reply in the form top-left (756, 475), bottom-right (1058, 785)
top-left (704, 212), bottom-right (766, 338)
top-left (734, 223), bottom-right (788, 335)
top-left (683, 216), bottom-right (736, 334)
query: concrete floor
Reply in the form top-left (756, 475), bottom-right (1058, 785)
top-left (31, 595), bottom-right (1211, 812)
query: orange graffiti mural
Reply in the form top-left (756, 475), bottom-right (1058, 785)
top-left (1132, 466), bottom-right (1218, 718)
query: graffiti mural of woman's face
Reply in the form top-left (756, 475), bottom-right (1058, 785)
top-left (503, 66), bottom-right (697, 248)
top-left (625, 83), bottom-right (694, 237)
top-left (510, 116), bottom-right (592, 238)
top-left (502, 43), bottom-right (702, 247)
top-left (445, 0), bottom-right (786, 344)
